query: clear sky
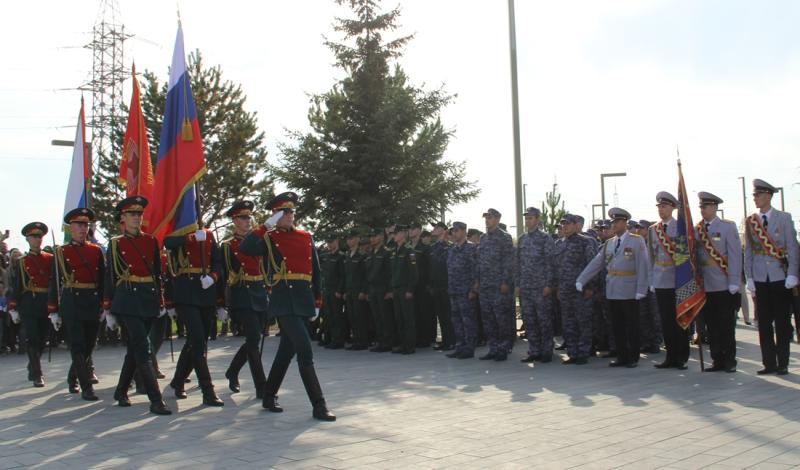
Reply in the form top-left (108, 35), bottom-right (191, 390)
top-left (2, 0), bottom-right (800, 250)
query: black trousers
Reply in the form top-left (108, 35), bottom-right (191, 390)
top-left (755, 280), bottom-right (792, 369)
top-left (655, 289), bottom-right (689, 364)
top-left (431, 287), bottom-right (455, 346)
top-left (609, 299), bottom-right (640, 364)
top-left (703, 291), bottom-right (737, 368)
top-left (272, 315), bottom-right (314, 368)
top-left (177, 305), bottom-right (214, 362)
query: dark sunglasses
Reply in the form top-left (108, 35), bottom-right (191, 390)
top-left (235, 215), bottom-right (252, 220)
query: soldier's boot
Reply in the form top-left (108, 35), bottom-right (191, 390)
top-left (133, 370), bottom-right (146, 394)
top-left (86, 356), bottom-right (99, 385)
top-left (72, 352), bottom-right (98, 401)
top-left (225, 344), bottom-right (247, 393)
top-left (299, 365), bottom-right (335, 421)
top-left (261, 358), bottom-right (290, 412)
top-left (139, 362), bottom-right (171, 415)
top-left (31, 351), bottom-right (45, 387)
top-left (247, 348), bottom-right (267, 399)
top-left (195, 356), bottom-right (223, 407)
top-left (113, 354), bottom-right (136, 407)
top-left (67, 364), bottom-right (79, 394)
top-left (152, 352), bottom-right (165, 379)
top-left (169, 347), bottom-right (192, 399)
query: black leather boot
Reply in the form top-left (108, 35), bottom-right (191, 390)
top-left (67, 364), bottom-right (79, 394)
top-left (169, 346), bottom-right (192, 399)
top-left (30, 351), bottom-right (45, 387)
top-left (72, 352), bottom-right (98, 401)
top-left (225, 344), bottom-right (247, 393)
top-left (139, 362), bottom-right (172, 415)
top-left (195, 356), bottom-right (223, 406)
top-left (114, 354), bottom-right (137, 407)
top-left (299, 365), bottom-right (335, 421)
top-left (152, 352), bottom-right (165, 379)
top-left (262, 357), bottom-right (290, 412)
top-left (247, 348), bottom-right (267, 399)
top-left (87, 356), bottom-right (99, 384)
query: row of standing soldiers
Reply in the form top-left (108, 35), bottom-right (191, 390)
top-left (315, 178), bottom-right (799, 375)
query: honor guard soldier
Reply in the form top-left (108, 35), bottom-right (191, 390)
top-left (695, 192), bottom-right (742, 373)
top-left (649, 191), bottom-right (690, 370)
top-left (104, 196), bottom-right (171, 414)
top-left (514, 208), bottom-right (556, 363)
top-left (165, 212), bottom-right (225, 406)
top-left (745, 179), bottom-right (800, 375)
top-left (221, 200), bottom-right (269, 397)
top-left (577, 208), bottom-right (650, 368)
top-left (49, 208), bottom-right (105, 400)
top-left (241, 192), bottom-right (335, 421)
top-left (475, 208), bottom-right (514, 361)
top-left (8, 222), bottom-right (53, 387)
top-left (389, 224), bottom-right (419, 355)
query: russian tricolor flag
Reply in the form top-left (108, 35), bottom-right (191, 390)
top-left (146, 22), bottom-right (207, 243)
top-left (62, 97), bottom-right (90, 229)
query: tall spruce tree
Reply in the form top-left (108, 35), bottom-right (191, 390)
top-left (275, 0), bottom-right (478, 234)
top-left (91, 51), bottom-right (273, 237)
top-left (540, 182), bottom-right (566, 237)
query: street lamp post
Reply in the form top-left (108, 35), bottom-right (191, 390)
top-left (776, 187), bottom-right (785, 211)
top-left (600, 172), bottom-right (626, 219)
top-left (508, 0), bottom-right (524, 238)
top-left (592, 204), bottom-right (603, 223)
top-left (738, 176), bottom-right (747, 222)
top-left (523, 183), bottom-right (527, 210)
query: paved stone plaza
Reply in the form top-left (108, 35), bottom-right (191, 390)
top-left (1, 320), bottom-right (800, 470)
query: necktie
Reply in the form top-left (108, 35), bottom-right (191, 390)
top-left (762, 214), bottom-right (768, 229)
top-left (705, 222), bottom-right (710, 232)
top-left (614, 238), bottom-right (621, 254)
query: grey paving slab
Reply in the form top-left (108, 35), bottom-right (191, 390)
top-left (2, 321), bottom-right (800, 469)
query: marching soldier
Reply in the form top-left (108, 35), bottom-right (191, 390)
top-left (577, 208), bottom-right (650, 368)
top-left (695, 192), bottom-right (742, 373)
top-left (389, 225), bottom-right (419, 354)
top-left (514, 208), bottom-right (556, 363)
top-left (240, 192), bottom-right (335, 421)
top-left (553, 214), bottom-right (596, 364)
top-left (475, 208), bottom-right (514, 361)
top-left (745, 179), bottom-right (799, 375)
top-left (429, 222), bottom-right (455, 350)
top-left (320, 235), bottom-right (345, 349)
top-left (8, 222), bottom-right (53, 387)
top-left (343, 229), bottom-right (369, 350)
top-left (648, 191), bottom-right (690, 370)
top-left (365, 228), bottom-right (394, 352)
top-left (165, 215), bottom-right (225, 406)
top-left (104, 196), bottom-right (171, 414)
top-left (49, 207), bottom-right (104, 400)
top-left (221, 200), bottom-right (269, 397)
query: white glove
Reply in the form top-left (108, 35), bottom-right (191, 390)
top-left (9, 309), bottom-right (20, 324)
top-left (49, 313), bottom-right (62, 331)
top-left (167, 308), bottom-right (177, 320)
top-left (158, 307), bottom-right (167, 318)
top-left (194, 229), bottom-right (207, 242)
top-left (265, 210), bottom-right (284, 228)
top-left (746, 278), bottom-right (755, 294)
top-left (200, 274), bottom-right (215, 289)
top-left (785, 275), bottom-right (799, 290)
top-left (575, 282), bottom-right (583, 292)
top-left (649, 285), bottom-right (656, 293)
top-left (635, 293), bottom-right (647, 300)
top-left (216, 307), bottom-right (228, 322)
top-left (105, 312), bottom-right (118, 330)
top-left (311, 307), bottom-right (320, 322)
top-left (728, 284), bottom-right (740, 295)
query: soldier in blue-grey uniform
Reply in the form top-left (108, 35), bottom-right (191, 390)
top-left (514, 207), bottom-right (556, 363)
top-left (577, 208), bottom-right (650, 367)
top-left (648, 191), bottom-right (689, 370)
top-left (744, 179), bottom-right (799, 376)
top-left (695, 191), bottom-right (742, 372)
top-left (446, 222), bottom-right (478, 358)
top-left (475, 208), bottom-right (515, 361)
top-left (553, 213), bottom-right (596, 364)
